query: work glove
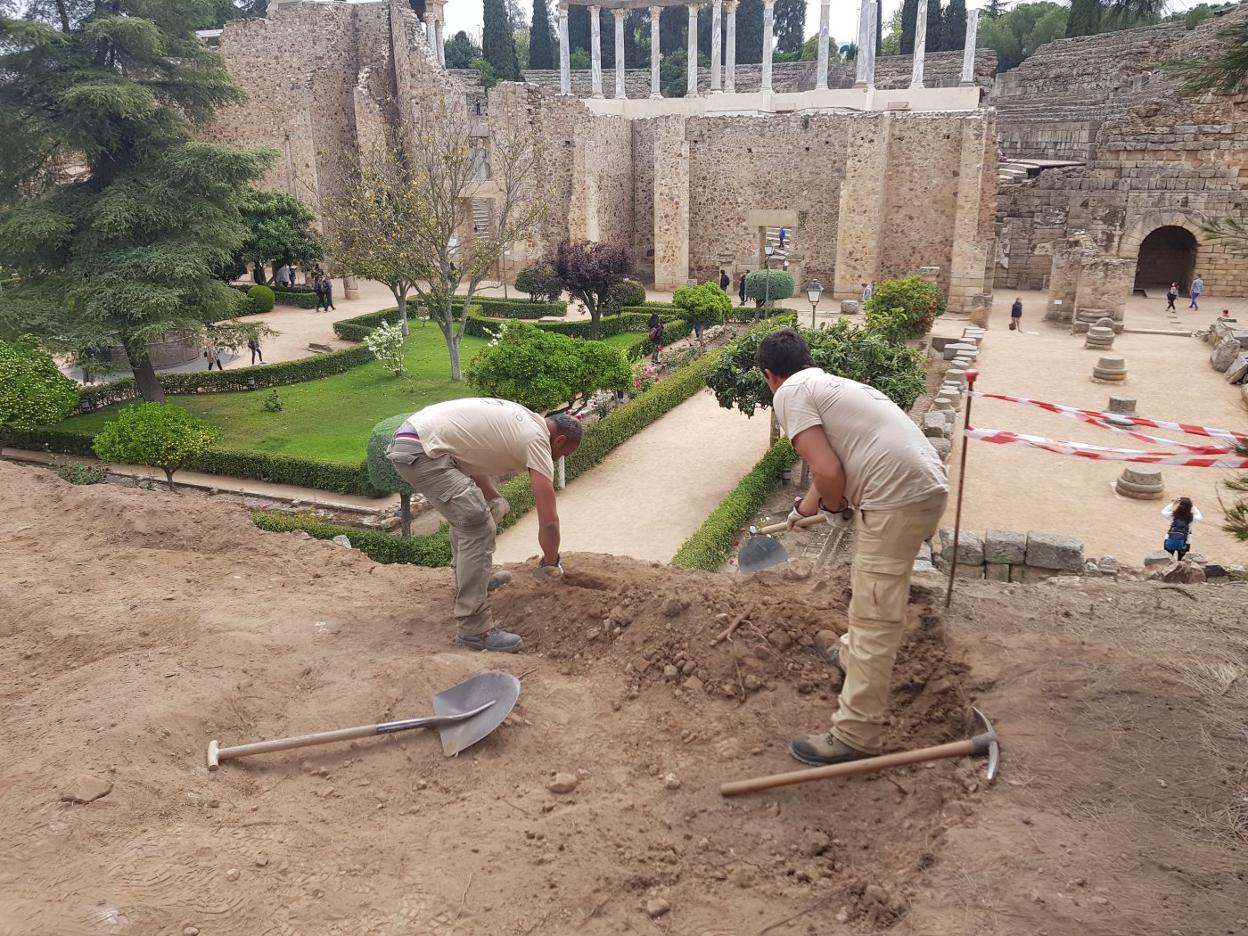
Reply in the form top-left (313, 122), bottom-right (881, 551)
top-left (534, 556), bottom-right (564, 581)
top-left (788, 498), bottom-right (854, 529)
top-left (488, 496), bottom-right (510, 525)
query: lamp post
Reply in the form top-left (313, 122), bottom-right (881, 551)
top-left (806, 279), bottom-right (823, 327)
top-left (763, 243), bottom-right (776, 315)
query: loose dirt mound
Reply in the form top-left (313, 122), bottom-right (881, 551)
top-left (2, 460), bottom-right (1246, 936)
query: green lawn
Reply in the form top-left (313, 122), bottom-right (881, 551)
top-left (60, 329), bottom-right (491, 463)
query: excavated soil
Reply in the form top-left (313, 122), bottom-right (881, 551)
top-left (1, 460), bottom-right (1246, 936)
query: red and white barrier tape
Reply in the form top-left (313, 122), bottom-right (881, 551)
top-left (970, 391), bottom-right (1248, 449)
top-left (966, 427), bottom-right (1248, 468)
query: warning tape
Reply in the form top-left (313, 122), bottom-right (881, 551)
top-left (966, 427), bottom-right (1248, 468)
top-left (970, 391), bottom-right (1248, 449)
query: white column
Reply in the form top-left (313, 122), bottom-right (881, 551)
top-left (710, 0), bottom-right (723, 91)
top-left (613, 8), bottom-right (626, 98)
top-left (434, 17), bottom-right (444, 66)
top-left (558, 3), bottom-right (571, 95)
top-left (815, 0), bottom-right (830, 90)
top-left (650, 5), bottom-right (662, 98)
top-left (761, 0), bottom-right (774, 93)
top-left (854, 0), bottom-right (871, 86)
top-left (864, 0), bottom-right (877, 89)
top-left (961, 8), bottom-right (980, 85)
top-left (590, 5), bottom-right (603, 98)
top-left (687, 4), bottom-right (698, 96)
top-left (911, 0), bottom-right (927, 89)
top-left (724, 0), bottom-right (736, 91)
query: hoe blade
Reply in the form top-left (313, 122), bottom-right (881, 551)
top-left (738, 535), bottom-right (789, 574)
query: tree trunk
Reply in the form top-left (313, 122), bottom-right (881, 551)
top-left (587, 299), bottom-right (601, 340)
top-left (163, 467), bottom-right (177, 492)
top-left (399, 492), bottom-right (412, 537)
top-left (122, 332), bottom-right (166, 402)
top-left (449, 334), bottom-right (463, 381)
top-left (396, 288), bottom-right (410, 337)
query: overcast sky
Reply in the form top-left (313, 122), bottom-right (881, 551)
top-left (432, 0), bottom-right (1208, 50)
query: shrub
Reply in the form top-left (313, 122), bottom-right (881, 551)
top-left (671, 439), bottom-right (796, 570)
top-left (252, 512), bottom-right (452, 567)
top-left (467, 295), bottom-right (567, 318)
top-left (247, 284), bottom-right (276, 313)
top-left (862, 276), bottom-right (945, 339)
top-left (262, 390), bottom-right (283, 413)
top-left (514, 264), bottom-right (564, 303)
top-left (364, 320), bottom-right (406, 376)
top-left (52, 461), bottom-right (109, 485)
top-left (744, 270), bottom-right (795, 306)
top-left (92, 403), bottom-right (223, 490)
top-left (0, 337), bottom-right (79, 429)
top-left (552, 239), bottom-right (632, 338)
top-left (605, 277), bottom-right (647, 312)
top-left (673, 282), bottom-right (733, 327)
top-left (232, 284), bottom-right (320, 309)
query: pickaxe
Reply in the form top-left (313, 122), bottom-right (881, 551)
top-left (720, 707), bottom-right (1000, 797)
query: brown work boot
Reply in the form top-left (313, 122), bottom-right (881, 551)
top-left (813, 630), bottom-right (846, 677)
top-left (788, 732), bottom-right (872, 767)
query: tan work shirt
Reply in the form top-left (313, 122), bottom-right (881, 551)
top-left (401, 398), bottom-right (554, 480)
top-left (772, 367), bottom-right (948, 510)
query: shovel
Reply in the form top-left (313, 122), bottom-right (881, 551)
top-left (207, 671), bottom-right (521, 769)
top-left (738, 514), bottom-right (828, 573)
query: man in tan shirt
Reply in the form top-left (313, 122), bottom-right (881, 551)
top-left (759, 328), bottom-right (949, 765)
top-left (386, 398), bottom-right (582, 652)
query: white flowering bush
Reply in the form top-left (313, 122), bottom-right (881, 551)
top-left (364, 321), bottom-right (406, 376)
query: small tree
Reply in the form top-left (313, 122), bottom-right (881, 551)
top-left (234, 188), bottom-right (325, 280)
top-left (0, 337), bottom-right (79, 430)
top-left (745, 270), bottom-right (795, 308)
top-left (368, 414), bottom-right (416, 536)
top-left (466, 322), bottom-right (629, 412)
top-left (529, 0), bottom-right (558, 69)
top-left (364, 320), bottom-right (406, 377)
top-left (515, 263), bottom-right (564, 302)
top-left (673, 282), bottom-right (733, 328)
top-left (862, 275), bottom-right (945, 338)
top-left (552, 240), bottom-right (632, 339)
top-left (605, 277), bottom-right (647, 312)
top-left (92, 403), bottom-right (222, 491)
top-left (483, 0), bottom-right (522, 80)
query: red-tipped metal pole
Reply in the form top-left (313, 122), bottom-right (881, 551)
top-left (945, 369), bottom-right (978, 609)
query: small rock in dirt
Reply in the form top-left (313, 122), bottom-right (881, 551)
top-left (61, 775), bottom-right (113, 804)
top-left (743, 674), bottom-right (763, 692)
top-left (663, 664), bottom-right (679, 680)
top-left (685, 676), bottom-right (703, 693)
top-left (783, 561), bottom-right (813, 581)
top-left (661, 598), bottom-right (684, 618)
top-left (225, 868), bottom-right (240, 881)
top-left (662, 773), bottom-right (681, 790)
top-left (715, 613), bottom-right (730, 623)
top-left (547, 773), bottom-right (579, 794)
top-left (1157, 778), bottom-right (1168, 789)
top-left (646, 898), bottom-right (671, 918)
top-left (183, 928), bottom-right (200, 936)
top-left (330, 534), bottom-right (353, 549)
top-left (255, 855), bottom-right (269, 867)
top-left (835, 907), bottom-right (850, 923)
top-left (680, 660), bottom-right (697, 675)
top-left (207, 799), bottom-right (220, 809)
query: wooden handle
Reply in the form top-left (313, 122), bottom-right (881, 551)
top-left (756, 514), bottom-right (827, 536)
top-left (719, 738), bottom-right (976, 797)
top-left (208, 723), bottom-right (383, 770)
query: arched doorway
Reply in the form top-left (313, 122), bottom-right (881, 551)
top-left (1134, 225), bottom-right (1197, 293)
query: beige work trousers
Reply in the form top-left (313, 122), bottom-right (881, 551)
top-left (831, 489), bottom-right (948, 754)
top-left (386, 438), bottom-right (496, 637)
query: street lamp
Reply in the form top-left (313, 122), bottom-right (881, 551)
top-left (806, 280), bottom-right (823, 327)
top-left (763, 243), bottom-right (776, 315)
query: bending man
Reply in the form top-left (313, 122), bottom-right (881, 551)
top-left (758, 328), bottom-right (949, 766)
top-left (386, 398), bottom-right (581, 653)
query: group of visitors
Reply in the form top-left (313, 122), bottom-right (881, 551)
top-left (261, 261), bottom-right (337, 312)
top-left (1165, 274), bottom-right (1203, 311)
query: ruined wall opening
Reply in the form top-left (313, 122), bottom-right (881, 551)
top-left (1133, 225), bottom-right (1197, 293)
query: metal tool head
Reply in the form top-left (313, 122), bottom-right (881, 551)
top-left (430, 671), bottom-right (521, 757)
top-left (970, 706), bottom-right (1000, 783)
top-left (738, 534), bottom-right (789, 574)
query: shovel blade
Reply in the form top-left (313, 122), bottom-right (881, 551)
top-left (738, 535), bottom-right (790, 574)
top-left (431, 671), bottom-right (521, 757)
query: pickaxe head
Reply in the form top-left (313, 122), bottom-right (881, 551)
top-left (969, 706), bottom-right (1000, 783)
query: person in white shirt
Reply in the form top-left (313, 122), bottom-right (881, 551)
top-left (386, 398), bottom-right (582, 652)
top-left (1161, 496), bottom-right (1201, 561)
top-left (760, 327), bottom-right (949, 767)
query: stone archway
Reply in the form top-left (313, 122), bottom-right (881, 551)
top-left (1133, 225), bottom-right (1198, 293)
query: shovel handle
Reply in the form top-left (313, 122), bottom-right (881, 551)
top-left (756, 515), bottom-right (827, 536)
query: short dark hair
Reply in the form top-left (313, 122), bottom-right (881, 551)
top-left (549, 412), bottom-right (583, 444)
top-left (757, 327), bottom-right (814, 378)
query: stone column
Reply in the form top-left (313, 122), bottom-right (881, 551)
top-left (710, 0), bottom-right (723, 91)
top-left (761, 0), bottom-right (774, 93)
top-left (864, 1), bottom-right (877, 88)
top-left (854, 0), bottom-right (871, 86)
top-left (650, 6), bottom-right (662, 98)
top-left (613, 8), bottom-right (627, 98)
top-left (724, 0), bottom-right (736, 91)
top-left (961, 8), bottom-right (979, 85)
top-left (558, 3), bottom-right (571, 95)
top-left (687, 4), bottom-right (698, 97)
top-left (590, 5), bottom-right (603, 98)
top-left (911, 0), bottom-right (927, 89)
top-left (434, 16), bottom-right (444, 66)
top-left (815, 0), bottom-right (830, 90)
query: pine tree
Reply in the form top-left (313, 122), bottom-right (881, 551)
top-left (734, 0), bottom-right (764, 64)
top-left (943, 0), bottom-right (967, 51)
top-left (528, 0), bottom-right (556, 69)
top-left (0, 0), bottom-right (272, 402)
top-left (925, 0), bottom-right (944, 52)
top-left (659, 4), bottom-right (685, 56)
top-left (1066, 0), bottom-right (1102, 37)
top-left (876, 0), bottom-right (883, 56)
top-left (483, 0), bottom-right (521, 80)
top-left (774, 0), bottom-right (806, 54)
top-left (569, 5), bottom-right (591, 59)
top-left (900, 0), bottom-right (918, 54)
top-left (984, 0), bottom-right (1007, 17)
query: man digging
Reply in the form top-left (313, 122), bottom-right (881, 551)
top-left (758, 328), bottom-right (949, 766)
top-left (386, 398), bottom-right (581, 653)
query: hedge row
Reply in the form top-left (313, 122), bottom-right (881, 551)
top-left (335, 306), bottom-right (684, 345)
top-left (232, 284), bottom-right (320, 309)
top-left (467, 295), bottom-right (567, 318)
top-left (670, 438), bottom-right (797, 571)
top-left (75, 343), bottom-right (376, 411)
top-left (252, 511), bottom-right (451, 566)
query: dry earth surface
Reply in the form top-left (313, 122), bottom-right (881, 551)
top-left (1, 461), bottom-right (1245, 936)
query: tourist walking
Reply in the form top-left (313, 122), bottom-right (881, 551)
top-left (1189, 274), bottom-right (1203, 310)
top-left (1010, 297), bottom-right (1023, 331)
top-left (275, 263), bottom-right (292, 289)
top-left (738, 271), bottom-right (749, 306)
top-left (778, 227), bottom-right (787, 250)
top-left (1166, 283), bottom-right (1179, 311)
top-left (861, 282), bottom-right (874, 302)
top-left (1162, 496), bottom-right (1201, 561)
top-left (248, 336), bottom-right (263, 365)
top-left (315, 273), bottom-right (335, 312)
top-left (385, 398), bottom-right (582, 653)
top-left (647, 311), bottom-right (663, 364)
top-left (719, 269), bottom-right (730, 292)
top-left (204, 340), bottom-right (224, 371)
top-left (760, 327), bottom-right (948, 767)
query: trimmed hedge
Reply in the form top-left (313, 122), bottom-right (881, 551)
top-left (336, 305), bottom-right (684, 345)
top-left (252, 511), bottom-right (451, 566)
top-left (464, 295), bottom-right (567, 318)
top-left (670, 438), bottom-right (796, 571)
top-left (233, 283), bottom-right (320, 309)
